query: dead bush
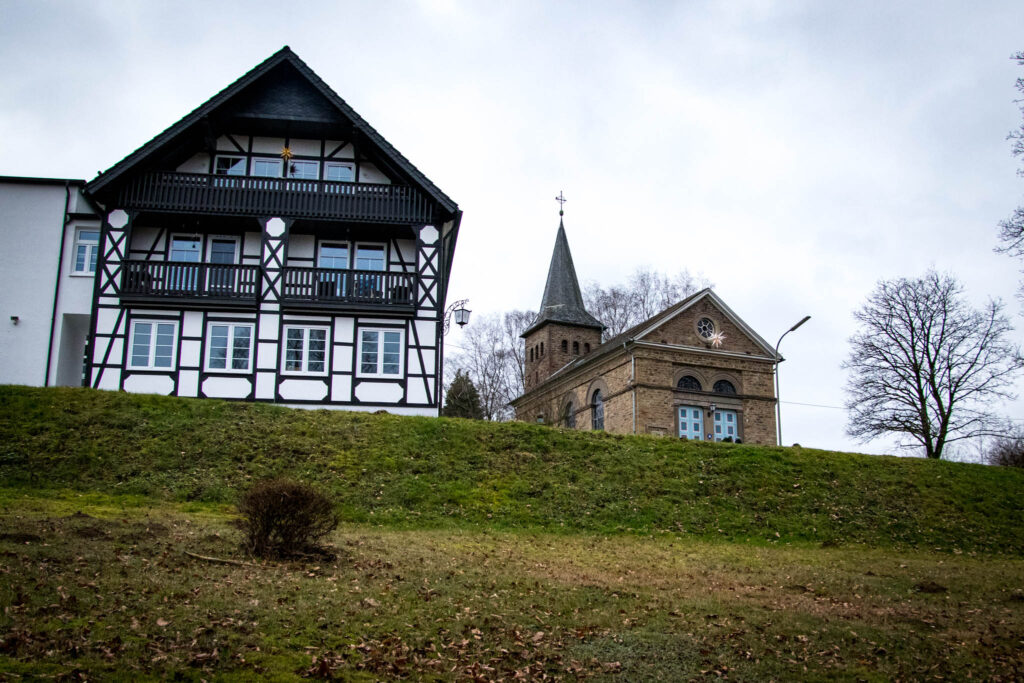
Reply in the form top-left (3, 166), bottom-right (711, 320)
top-left (987, 430), bottom-right (1024, 468)
top-left (237, 478), bottom-right (338, 559)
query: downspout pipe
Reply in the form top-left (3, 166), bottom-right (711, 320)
top-left (44, 181), bottom-right (73, 387)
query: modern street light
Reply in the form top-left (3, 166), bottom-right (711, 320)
top-left (774, 315), bottom-right (811, 446)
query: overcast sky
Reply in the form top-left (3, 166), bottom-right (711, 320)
top-left (2, 0), bottom-right (1022, 457)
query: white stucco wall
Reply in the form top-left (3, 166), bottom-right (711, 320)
top-left (0, 180), bottom-right (96, 387)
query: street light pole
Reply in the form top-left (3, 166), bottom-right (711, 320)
top-left (774, 315), bottom-right (810, 446)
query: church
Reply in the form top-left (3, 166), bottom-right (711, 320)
top-left (511, 213), bottom-right (779, 444)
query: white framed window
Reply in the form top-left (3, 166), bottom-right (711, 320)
top-left (127, 320), bottom-right (178, 370)
top-left (250, 157), bottom-right (282, 178)
top-left (72, 228), bottom-right (100, 274)
top-left (325, 161), bottom-right (355, 182)
top-left (318, 241), bottom-right (350, 269)
top-left (354, 244), bottom-right (386, 271)
top-left (282, 326), bottom-right (329, 375)
top-left (207, 236), bottom-right (239, 264)
top-left (358, 328), bottom-right (403, 377)
top-left (214, 155), bottom-right (246, 176)
top-left (170, 234), bottom-right (202, 263)
top-left (287, 159), bottom-right (319, 179)
top-left (205, 323), bottom-right (253, 372)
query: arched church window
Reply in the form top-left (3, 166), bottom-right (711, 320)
top-left (713, 379), bottom-right (737, 395)
top-left (563, 401), bottom-right (575, 428)
top-left (561, 339), bottom-right (568, 353)
top-left (573, 341), bottom-right (580, 355)
top-left (540, 342), bottom-right (544, 356)
top-left (529, 347), bottom-right (533, 362)
top-left (677, 375), bottom-right (702, 391)
top-left (591, 390), bottom-right (604, 431)
top-left (584, 343), bottom-right (591, 353)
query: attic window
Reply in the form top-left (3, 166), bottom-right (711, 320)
top-left (288, 160), bottom-right (319, 179)
top-left (697, 318), bottom-right (715, 339)
top-left (325, 162), bottom-right (355, 182)
top-left (214, 155), bottom-right (246, 176)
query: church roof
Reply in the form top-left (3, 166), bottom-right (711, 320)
top-left (521, 218), bottom-right (605, 337)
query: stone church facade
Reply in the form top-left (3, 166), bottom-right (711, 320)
top-left (511, 218), bottom-right (778, 444)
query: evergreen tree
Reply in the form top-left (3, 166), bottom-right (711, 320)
top-left (443, 370), bottom-right (484, 419)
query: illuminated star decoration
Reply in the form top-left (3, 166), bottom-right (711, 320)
top-left (280, 146), bottom-right (294, 163)
top-left (709, 331), bottom-right (726, 348)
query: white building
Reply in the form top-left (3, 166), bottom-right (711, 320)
top-left (0, 47), bottom-right (462, 416)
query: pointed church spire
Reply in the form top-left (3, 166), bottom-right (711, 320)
top-left (522, 205), bottom-right (604, 337)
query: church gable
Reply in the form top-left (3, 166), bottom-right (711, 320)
top-left (634, 291), bottom-right (775, 358)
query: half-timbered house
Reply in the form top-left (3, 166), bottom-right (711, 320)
top-left (1, 47), bottom-right (461, 415)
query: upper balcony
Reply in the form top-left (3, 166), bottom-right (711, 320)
top-left (119, 260), bottom-right (417, 313)
top-left (116, 172), bottom-right (436, 225)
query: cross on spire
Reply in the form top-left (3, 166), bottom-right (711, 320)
top-left (555, 190), bottom-right (567, 216)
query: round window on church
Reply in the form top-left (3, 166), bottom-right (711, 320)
top-left (697, 318), bottom-right (715, 339)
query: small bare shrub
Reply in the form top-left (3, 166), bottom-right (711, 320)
top-left (238, 479), bottom-right (338, 559)
top-left (987, 429), bottom-right (1024, 468)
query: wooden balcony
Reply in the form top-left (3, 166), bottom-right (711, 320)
top-left (281, 267), bottom-right (416, 311)
top-left (120, 260), bottom-right (260, 306)
top-left (117, 172), bottom-right (436, 224)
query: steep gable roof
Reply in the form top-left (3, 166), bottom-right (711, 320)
top-left (513, 288), bottom-right (777, 403)
top-left (86, 47), bottom-right (457, 215)
top-left (521, 219), bottom-right (604, 337)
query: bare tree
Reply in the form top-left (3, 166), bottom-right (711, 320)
top-left (448, 309), bottom-right (534, 421)
top-left (842, 270), bottom-right (1024, 459)
top-left (584, 267), bottom-right (711, 338)
top-left (996, 52), bottom-right (1024, 299)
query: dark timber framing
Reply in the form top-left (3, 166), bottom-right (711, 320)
top-left (82, 48), bottom-right (461, 415)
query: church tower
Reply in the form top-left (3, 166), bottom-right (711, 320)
top-left (521, 201), bottom-right (604, 390)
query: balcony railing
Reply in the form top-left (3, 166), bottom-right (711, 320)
top-left (281, 267), bottom-right (416, 309)
top-left (117, 172), bottom-right (436, 224)
top-left (120, 260), bottom-right (260, 304)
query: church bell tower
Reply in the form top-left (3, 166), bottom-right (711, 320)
top-left (521, 194), bottom-right (604, 390)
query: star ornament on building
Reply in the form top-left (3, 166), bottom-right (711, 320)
top-left (709, 331), bottom-right (726, 348)
top-left (280, 146), bottom-right (294, 163)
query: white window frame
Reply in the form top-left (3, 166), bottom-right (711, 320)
top-left (324, 161), bottom-right (355, 182)
top-left (126, 320), bottom-right (179, 371)
top-left (71, 227), bottom-right (100, 275)
top-left (357, 328), bottom-right (404, 378)
top-left (250, 157), bottom-right (282, 178)
top-left (169, 233), bottom-right (203, 263)
top-left (317, 240), bottom-right (351, 269)
top-left (204, 322), bottom-right (254, 373)
top-left (287, 159), bottom-right (320, 180)
top-left (281, 325), bottom-right (330, 376)
top-left (354, 243), bottom-right (387, 271)
top-left (213, 155), bottom-right (247, 176)
top-left (206, 235), bottom-right (240, 264)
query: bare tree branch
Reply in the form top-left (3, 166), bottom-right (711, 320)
top-left (584, 267), bottom-right (712, 339)
top-left (842, 270), bottom-right (1024, 459)
top-left (995, 52), bottom-right (1024, 301)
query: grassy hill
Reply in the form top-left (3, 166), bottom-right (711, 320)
top-left (2, 385), bottom-right (1022, 554)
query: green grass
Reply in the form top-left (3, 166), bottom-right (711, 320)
top-left (0, 496), bottom-right (1022, 680)
top-left (2, 385), bottom-right (1023, 553)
